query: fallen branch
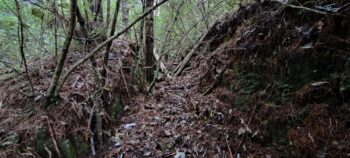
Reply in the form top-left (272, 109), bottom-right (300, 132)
top-left (56, 0), bottom-right (170, 95)
top-left (174, 29), bottom-right (210, 76)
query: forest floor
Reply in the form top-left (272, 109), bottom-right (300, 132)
top-left (1, 0), bottom-right (350, 158)
top-left (101, 72), bottom-right (250, 157)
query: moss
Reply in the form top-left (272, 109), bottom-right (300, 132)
top-left (35, 127), bottom-right (57, 158)
top-left (112, 93), bottom-right (124, 120)
top-left (61, 139), bottom-right (77, 158)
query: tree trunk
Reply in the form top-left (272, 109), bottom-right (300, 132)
top-left (143, 0), bottom-right (155, 82)
top-left (121, 0), bottom-right (130, 37)
top-left (76, 7), bottom-right (89, 39)
top-left (15, 0), bottom-right (35, 95)
top-left (46, 0), bottom-right (77, 103)
top-left (94, 0), bottom-right (104, 22)
top-left (83, 0), bottom-right (91, 30)
top-left (106, 0), bottom-right (111, 26)
top-left (101, 0), bottom-right (121, 85)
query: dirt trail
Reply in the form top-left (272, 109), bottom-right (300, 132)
top-left (105, 74), bottom-right (246, 157)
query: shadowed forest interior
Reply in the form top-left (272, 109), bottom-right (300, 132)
top-left (0, 0), bottom-right (349, 157)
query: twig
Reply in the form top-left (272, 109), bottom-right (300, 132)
top-left (275, 0), bottom-right (342, 15)
top-left (86, 102), bottom-right (96, 141)
top-left (44, 146), bottom-right (52, 158)
top-left (86, 93), bottom-right (98, 157)
top-left (0, 60), bottom-right (22, 75)
top-left (235, 104), bottom-right (258, 156)
top-left (226, 138), bottom-right (234, 158)
top-left (45, 116), bottom-right (62, 158)
top-left (90, 136), bottom-right (96, 157)
top-left (120, 69), bottom-right (131, 99)
top-left (15, 89), bottom-right (35, 98)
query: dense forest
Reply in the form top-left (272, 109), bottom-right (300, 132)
top-left (0, 0), bottom-right (349, 157)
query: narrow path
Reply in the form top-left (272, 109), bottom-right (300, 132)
top-left (109, 76), bottom-right (236, 157)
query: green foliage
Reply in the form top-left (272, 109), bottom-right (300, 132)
top-left (31, 7), bottom-right (44, 19)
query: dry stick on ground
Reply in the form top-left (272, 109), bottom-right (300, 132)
top-left (45, 116), bottom-right (62, 158)
top-left (101, 0), bottom-right (122, 86)
top-left (235, 103), bottom-right (258, 156)
top-left (56, 0), bottom-right (170, 94)
top-left (46, 0), bottom-right (77, 103)
top-left (226, 138), bottom-right (234, 158)
top-left (44, 146), bottom-right (52, 158)
top-left (85, 90), bottom-right (101, 156)
top-left (15, 0), bottom-right (35, 95)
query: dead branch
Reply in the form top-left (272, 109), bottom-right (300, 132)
top-left (120, 69), bottom-right (131, 99)
top-left (174, 25), bottom-right (211, 76)
top-left (45, 116), bottom-right (62, 158)
top-left (44, 146), bottom-right (52, 158)
top-left (226, 138), bottom-right (234, 158)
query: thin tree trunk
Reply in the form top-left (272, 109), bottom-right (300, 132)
top-left (101, 0), bottom-right (122, 85)
top-left (83, 0), bottom-right (91, 31)
top-left (139, 0), bottom-right (145, 56)
top-left (54, 0), bottom-right (58, 65)
top-left (143, 0), bottom-right (155, 82)
top-left (76, 7), bottom-right (89, 39)
top-left (121, 0), bottom-right (130, 37)
top-left (106, 0), bottom-right (111, 27)
top-left (15, 0), bottom-right (35, 95)
top-left (46, 0), bottom-right (77, 103)
top-left (94, 0), bottom-right (104, 22)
